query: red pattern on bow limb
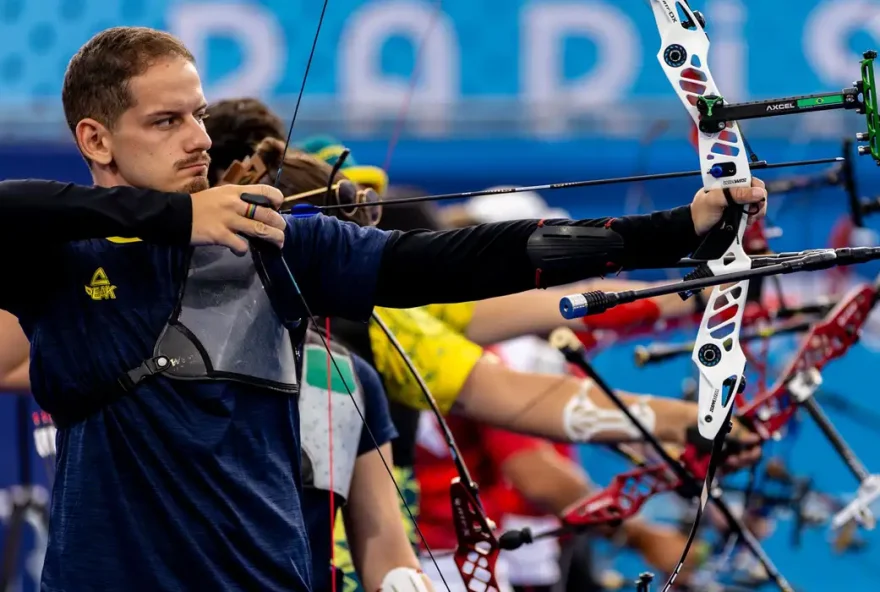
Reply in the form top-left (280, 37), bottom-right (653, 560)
top-left (450, 479), bottom-right (501, 592)
top-left (739, 281), bottom-right (880, 438)
top-left (559, 431), bottom-right (721, 531)
top-left (560, 462), bottom-right (699, 529)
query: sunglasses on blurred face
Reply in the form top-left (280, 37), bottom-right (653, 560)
top-left (220, 155), bottom-right (382, 227)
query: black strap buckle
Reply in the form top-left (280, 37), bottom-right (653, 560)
top-left (118, 356), bottom-right (172, 392)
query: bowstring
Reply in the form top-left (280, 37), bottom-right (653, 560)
top-left (271, 1), bottom-right (329, 188)
top-left (325, 317), bottom-right (336, 592)
top-left (380, 0), bottom-right (444, 173)
top-left (271, 2), bottom-right (453, 590)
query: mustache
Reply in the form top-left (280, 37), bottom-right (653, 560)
top-left (177, 154), bottom-right (211, 169)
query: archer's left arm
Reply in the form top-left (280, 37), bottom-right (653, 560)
top-left (285, 183), bottom-right (764, 320)
top-left (373, 182), bottom-right (767, 308)
top-left (283, 213), bottom-right (677, 320)
top-left (373, 207), bottom-right (701, 308)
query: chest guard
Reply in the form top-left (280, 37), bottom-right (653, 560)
top-left (51, 244), bottom-right (306, 429)
top-left (299, 330), bottom-right (365, 500)
top-left (142, 245), bottom-right (302, 391)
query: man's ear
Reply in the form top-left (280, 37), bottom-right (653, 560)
top-left (75, 118), bottom-right (113, 166)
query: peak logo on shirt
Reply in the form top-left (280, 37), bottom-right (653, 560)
top-left (85, 267), bottom-right (117, 301)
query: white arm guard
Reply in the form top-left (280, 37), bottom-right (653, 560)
top-left (380, 567), bottom-right (431, 592)
top-left (562, 380), bottom-right (656, 442)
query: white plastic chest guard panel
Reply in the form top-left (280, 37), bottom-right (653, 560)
top-left (299, 343), bottom-right (365, 499)
top-left (154, 245), bottom-right (299, 391)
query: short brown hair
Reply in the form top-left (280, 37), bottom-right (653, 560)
top-left (62, 27), bottom-right (194, 136)
top-left (205, 98), bottom-right (286, 184)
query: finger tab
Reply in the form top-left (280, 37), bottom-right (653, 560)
top-left (241, 192), bottom-right (273, 208)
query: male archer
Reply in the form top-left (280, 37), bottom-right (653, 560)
top-left (0, 26), bottom-right (767, 592)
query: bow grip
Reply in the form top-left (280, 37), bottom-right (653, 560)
top-left (679, 188), bottom-right (754, 300)
top-left (690, 188), bottom-right (748, 261)
top-left (681, 418), bottom-right (754, 483)
top-left (685, 423), bottom-right (750, 457)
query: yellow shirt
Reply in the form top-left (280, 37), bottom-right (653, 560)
top-left (417, 302), bottom-right (477, 335)
top-left (368, 305), bottom-right (481, 414)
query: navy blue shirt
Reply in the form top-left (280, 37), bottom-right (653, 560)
top-left (3, 215), bottom-right (389, 592)
top-left (302, 353), bottom-right (397, 592)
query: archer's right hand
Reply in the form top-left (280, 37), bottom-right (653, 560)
top-left (690, 177), bottom-right (768, 235)
top-left (190, 184), bottom-right (286, 255)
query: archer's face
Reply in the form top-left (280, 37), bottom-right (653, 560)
top-left (109, 57), bottom-right (212, 193)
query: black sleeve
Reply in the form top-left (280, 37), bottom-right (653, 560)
top-left (373, 205), bottom-right (700, 308)
top-left (0, 180), bottom-right (193, 247)
top-left (606, 204), bottom-right (702, 268)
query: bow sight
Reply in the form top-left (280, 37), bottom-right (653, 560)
top-left (695, 51), bottom-right (880, 166)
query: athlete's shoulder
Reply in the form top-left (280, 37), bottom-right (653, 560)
top-left (369, 307), bottom-right (484, 413)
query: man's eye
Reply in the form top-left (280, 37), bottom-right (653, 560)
top-left (155, 117), bottom-right (177, 128)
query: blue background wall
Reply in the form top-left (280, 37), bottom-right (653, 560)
top-left (3, 1), bottom-right (880, 590)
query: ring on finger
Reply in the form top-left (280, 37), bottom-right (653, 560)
top-left (245, 204), bottom-right (258, 220)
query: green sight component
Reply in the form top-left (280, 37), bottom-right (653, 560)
top-left (698, 95), bottom-right (724, 118)
top-left (858, 51), bottom-right (880, 165)
top-left (693, 50), bottom-right (880, 166)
